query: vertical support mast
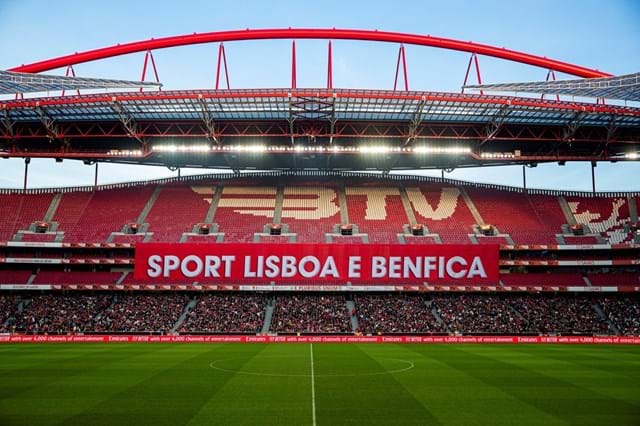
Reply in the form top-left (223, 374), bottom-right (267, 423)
top-left (215, 43), bottom-right (231, 90)
top-left (541, 69), bottom-right (560, 101)
top-left (401, 44), bottom-right (409, 91)
top-left (291, 40), bottom-right (297, 89)
top-left (140, 50), bottom-right (161, 92)
top-left (61, 65), bottom-right (80, 97)
top-left (327, 41), bottom-right (333, 89)
top-left (393, 44), bottom-right (409, 91)
top-left (139, 51), bottom-right (150, 92)
top-left (461, 53), bottom-right (483, 95)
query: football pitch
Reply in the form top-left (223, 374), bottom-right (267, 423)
top-left (0, 343), bottom-right (638, 425)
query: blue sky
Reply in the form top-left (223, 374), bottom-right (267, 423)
top-left (0, 0), bottom-right (639, 190)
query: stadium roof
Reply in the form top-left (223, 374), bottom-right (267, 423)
top-left (0, 70), bottom-right (161, 95)
top-left (1, 27), bottom-right (638, 171)
top-left (2, 89), bottom-right (639, 171)
top-left (4, 89), bottom-right (640, 127)
top-left (464, 72), bottom-right (640, 102)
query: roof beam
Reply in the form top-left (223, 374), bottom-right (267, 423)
top-left (35, 106), bottom-right (59, 141)
top-left (563, 111), bottom-right (587, 143)
top-left (288, 93), bottom-right (295, 146)
top-left (481, 104), bottom-right (512, 147)
top-left (328, 116), bottom-right (337, 146)
top-left (327, 95), bottom-right (337, 146)
top-left (196, 96), bottom-right (240, 171)
top-left (404, 98), bottom-right (426, 146)
top-left (112, 100), bottom-right (142, 143)
top-left (197, 96), bottom-right (219, 145)
top-left (1, 109), bottom-right (14, 139)
top-left (606, 114), bottom-right (617, 144)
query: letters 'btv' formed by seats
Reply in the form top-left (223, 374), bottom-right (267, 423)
top-left (214, 186), bottom-right (278, 242)
top-left (406, 184), bottom-right (477, 243)
top-left (281, 186), bottom-right (341, 242)
top-left (345, 187), bottom-right (408, 243)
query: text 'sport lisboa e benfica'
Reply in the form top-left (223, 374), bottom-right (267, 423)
top-left (136, 243), bottom-right (498, 284)
top-left (0, 27), bottom-right (639, 343)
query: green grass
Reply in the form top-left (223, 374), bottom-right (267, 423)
top-left (0, 343), bottom-right (638, 425)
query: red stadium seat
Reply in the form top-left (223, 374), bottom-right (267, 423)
top-left (467, 189), bottom-right (565, 245)
top-left (146, 185), bottom-right (212, 242)
top-left (0, 193), bottom-right (53, 241)
top-left (54, 188), bottom-right (154, 243)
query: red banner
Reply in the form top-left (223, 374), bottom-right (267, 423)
top-left (2, 335), bottom-right (639, 345)
top-left (134, 243), bottom-right (499, 285)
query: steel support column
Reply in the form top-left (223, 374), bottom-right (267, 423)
top-left (522, 165), bottom-right (527, 194)
top-left (94, 162), bottom-right (99, 190)
top-left (591, 161), bottom-right (596, 194)
top-left (23, 157), bottom-right (30, 192)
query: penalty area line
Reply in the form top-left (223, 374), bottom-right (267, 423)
top-left (310, 343), bottom-right (317, 426)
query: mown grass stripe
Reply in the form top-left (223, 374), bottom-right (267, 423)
top-left (398, 343), bottom-right (564, 425)
top-left (450, 344), bottom-right (640, 425)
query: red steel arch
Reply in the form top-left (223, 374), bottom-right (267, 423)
top-left (10, 28), bottom-right (610, 78)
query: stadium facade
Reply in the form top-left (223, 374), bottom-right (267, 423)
top-left (0, 28), bottom-right (638, 339)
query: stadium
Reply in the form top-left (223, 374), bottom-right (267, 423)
top-left (0, 2), bottom-right (639, 425)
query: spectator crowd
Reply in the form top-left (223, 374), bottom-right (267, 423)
top-left (92, 294), bottom-right (189, 333)
top-left (11, 294), bottom-right (112, 334)
top-left (0, 291), bottom-right (638, 336)
top-left (0, 294), bottom-right (22, 333)
top-left (432, 294), bottom-right (525, 334)
top-left (355, 294), bottom-right (445, 334)
top-left (271, 295), bottom-right (352, 333)
top-left (180, 294), bottom-right (266, 333)
top-left (599, 296), bottom-right (640, 336)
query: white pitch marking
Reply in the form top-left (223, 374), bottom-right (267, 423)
top-left (208, 356), bottom-right (415, 377)
top-left (310, 343), bottom-right (317, 426)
